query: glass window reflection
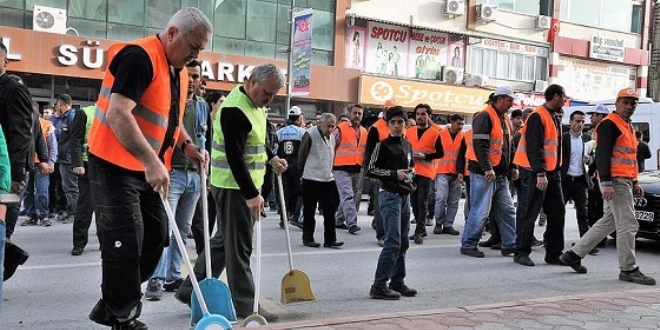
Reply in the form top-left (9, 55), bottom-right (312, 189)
top-left (214, 0), bottom-right (246, 39)
top-left (246, 0), bottom-right (277, 42)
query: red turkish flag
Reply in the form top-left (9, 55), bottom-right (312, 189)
top-left (547, 18), bottom-right (560, 44)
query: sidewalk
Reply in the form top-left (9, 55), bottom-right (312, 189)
top-left (260, 289), bottom-right (660, 329)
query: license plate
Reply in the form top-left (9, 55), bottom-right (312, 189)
top-left (635, 211), bottom-right (655, 222)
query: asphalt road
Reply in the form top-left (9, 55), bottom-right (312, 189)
top-left (2, 199), bottom-right (659, 329)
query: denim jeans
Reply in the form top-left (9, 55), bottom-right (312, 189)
top-left (0, 220), bottom-right (5, 317)
top-left (435, 174), bottom-right (462, 227)
top-left (461, 173), bottom-right (516, 250)
top-left (59, 163), bottom-right (79, 214)
top-left (373, 190), bottom-right (410, 289)
top-left (151, 169), bottom-right (200, 282)
top-left (24, 165), bottom-right (50, 218)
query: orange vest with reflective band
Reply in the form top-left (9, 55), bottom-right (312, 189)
top-left (513, 106), bottom-right (559, 172)
top-left (34, 118), bottom-right (53, 163)
top-left (465, 106), bottom-right (510, 166)
top-left (463, 130), bottom-right (471, 176)
top-left (333, 121), bottom-right (368, 167)
top-left (437, 128), bottom-right (464, 175)
top-left (88, 36), bottom-right (187, 171)
top-left (373, 118), bottom-right (390, 141)
top-left (405, 125), bottom-right (440, 179)
top-left (595, 113), bottom-right (638, 179)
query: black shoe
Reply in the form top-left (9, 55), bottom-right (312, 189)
top-left (424, 219), bottom-right (433, 226)
top-left (4, 242), bottom-right (29, 281)
top-left (390, 284), bottom-right (417, 297)
top-left (442, 226), bottom-right (460, 235)
top-left (559, 251), bottom-right (588, 274)
top-left (588, 247), bottom-right (600, 255)
top-left (20, 217), bottom-right (39, 226)
top-left (411, 234), bottom-right (423, 245)
top-left (490, 243), bottom-right (502, 250)
top-left (279, 220), bottom-right (284, 229)
top-left (71, 246), bottom-right (84, 256)
top-left (531, 237), bottom-right (543, 247)
top-left (544, 256), bottom-right (565, 266)
top-left (433, 225), bottom-right (443, 234)
top-left (90, 299), bottom-right (144, 327)
top-left (368, 210), bottom-right (375, 216)
top-left (619, 267), bottom-right (656, 285)
top-left (162, 278), bottom-right (183, 292)
top-left (289, 221), bottom-right (303, 229)
top-left (348, 224), bottom-right (361, 234)
top-left (501, 248), bottom-right (515, 257)
top-left (112, 319), bottom-right (148, 330)
top-left (260, 210), bottom-right (267, 218)
top-left (410, 218), bottom-right (416, 224)
top-left (460, 247), bottom-right (485, 258)
top-left (323, 241), bottom-right (344, 248)
top-left (514, 254), bottom-right (535, 266)
top-left (369, 285), bottom-right (401, 300)
top-left (335, 223), bottom-right (348, 229)
top-left (478, 237), bottom-right (500, 248)
top-left (303, 240), bottom-right (321, 248)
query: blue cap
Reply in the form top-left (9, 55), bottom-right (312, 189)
top-left (587, 104), bottom-right (608, 115)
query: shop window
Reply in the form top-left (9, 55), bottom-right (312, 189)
top-left (145, 0), bottom-right (179, 28)
top-left (67, 18), bottom-right (107, 39)
top-left (311, 9), bottom-right (334, 51)
top-left (214, 0), bottom-right (246, 39)
top-left (245, 40), bottom-right (275, 58)
top-left (631, 4), bottom-right (643, 34)
top-left (27, 0), bottom-right (67, 10)
top-left (476, 0), bottom-right (539, 16)
top-left (213, 36), bottom-right (245, 55)
top-left (107, 23), bottom-right (145, 42)
top-left (246, 0), bottom-right (277, 42)
top-left (0, 8), bottom-right (24, 27)
top-left (560, 0), bottom-right (633, 33)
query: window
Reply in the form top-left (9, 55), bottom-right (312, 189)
top-left (27, 0), bottom-right (67, 10)
top-left (67, 18), bottom-right (107, 39)
top-left (107, 23), bottom-right (145, 42)
top-left (468, 47), bottom-right (547, 82)
top-left (560, 0), bottom-right (635, 33)
top-left (106, 0), bottom-right (145, 26)
top-left (0, 8), bottom-right (23, 27)
top-left (214, 0), bottom-right (246, 39)
top-left (246, 0), bottom-right (277, 42)
top-left (213, 36), bottom-right (245, 56)
top-left (68, 0), bottom-right (104, 19)
top-left (496, 52), bottom-right (510, 79)
top-left (311, 9), bottom-right (334, 51)
top-left (631, 4), bottom-right (643, 34)
top-left (0, 0), bottom-right (24, 9)
top-left (476, 0), bottom-right (539, 16)
top-left (145, 0), bottom-right (179, 28)
top-left (245, 40), bottom-right (275, 58)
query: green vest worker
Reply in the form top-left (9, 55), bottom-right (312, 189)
top-left (176, 64), bottom-right (287, 322)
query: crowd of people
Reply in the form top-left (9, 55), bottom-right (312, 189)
top-left (0, 7), bottom-right (656, 329)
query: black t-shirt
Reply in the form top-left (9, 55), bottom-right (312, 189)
top-left (109, 45), bottom-right (153, 103)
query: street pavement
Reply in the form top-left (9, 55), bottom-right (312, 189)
top-left (2, 199), bottom-right (660, 329)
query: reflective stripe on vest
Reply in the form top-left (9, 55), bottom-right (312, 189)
top-left (333, 121), bottom-right (367, 167)
top-left (595, 114), bottom-right (638, 178)
top-left (210, 85), bottom-right (268, 190)
top-left (465, 106), bottom-right (510, 166)
top-left (88, 35), bottom-right (186, 171)
top-left (436, 128), bottom-right (464, 174)
top-left (513, 106), bottom-right (559, 172)
top-left (405, 125), bottom-right (440, 179)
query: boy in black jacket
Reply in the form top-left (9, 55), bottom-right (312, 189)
top-left (367, 106), bottom-right (417, 300)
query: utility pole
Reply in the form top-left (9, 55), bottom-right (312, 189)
top-left (285, 0), bottom-right (297, 112)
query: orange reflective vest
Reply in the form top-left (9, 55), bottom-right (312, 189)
top-left (463, 130), bottom-right (472, 176)
top-left (595, 113), bottom-right (638, 179)
top-left (373, 118), bottom-right (390, 141)
top-left (34, 118), bottom-right (54, 163)
top-left (513, 106), bottom-right (559, 172)
top-left (405, 125), bottom-right (440, 179)
top-left (333, 121), bottom-right (368, 166)
top-left (88, 36), bottom-right (187, 171)
top-left (465, 106), bottom-right (510, 166)
top-left (437, 128), bottom-right (464, 175)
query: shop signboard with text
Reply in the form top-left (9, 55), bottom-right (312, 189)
top-left (365, 22), bottom-right (409, 77)
top-left (589, 35), bottom-right (625, 63)
top-left (556, 56), bottom-right (635, 102)
top-left (359, 75), bottom-right (491, 113)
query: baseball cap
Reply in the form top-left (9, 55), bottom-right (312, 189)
top-left (383, 99), bottom-right (396, 110)
top-left (616, 87), bottom-right (639, 100)
top-left (494, 85), bottom-right (515, 99)
top-left (288, 106), bottom-right (302, 116)
top-left (586, 104), bottom-right (609, 115)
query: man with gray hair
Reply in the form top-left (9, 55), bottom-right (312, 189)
top-left (86, 7), bottom-right (212, 329)
top-left (176, 63), bottom-right (287, 322)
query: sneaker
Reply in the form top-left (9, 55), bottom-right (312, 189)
top-left (390, 284), bottom-right (417, 297)
top-left (559, 251), bottom-right (588, 273)
top-left (433, 225), bottom-right (443, 234)
top-left (40, 218), bottom-right (52, 227)
top-left (162, 278), bottom-right (183, 292)
top-left (619, 267), bottom-right (656, 285)
top-left (412, 234), bottom-right (423, 245)
top-left (112, 319), bottom-right (148, 330)
top-left (514, 254), bottom-right (535, 266)
top-left (71, 246), bottom-right (84, 256)
top-left (348, 224), bottom-right (361, 234)
top-left (442, 226), bottom-right (460, 235)
top-left (460, 247), bottom-right (485, 258)
top-left (369, 285), bottom-right (401, 300)
top-left (20, 217), bottom-right (39, 226)
top-left (145, 278), bottom-right (162, 300)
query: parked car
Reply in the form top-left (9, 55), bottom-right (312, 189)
top-left (633, 171), bottom-right (660, 240)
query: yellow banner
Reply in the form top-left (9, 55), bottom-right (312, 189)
top-left (359, 75), bottom-right (492, 114)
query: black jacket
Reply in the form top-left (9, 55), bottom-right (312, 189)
top-left (54, 108), bottom-right (87, 167)
top-left (367, 135), bottom-right (415, 195)
top-left (522, 107), bottom-right (562, 174)
top-left (0, 73), bottom-right (34, 182)
top-left (560, 131), bottom-right (589, 187)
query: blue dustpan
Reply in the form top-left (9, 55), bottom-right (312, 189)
top-left (191, 280), bottom-right (238, 324)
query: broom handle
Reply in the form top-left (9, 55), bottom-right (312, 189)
top-left (161, 191), bottom-right (210, 315)
top-left (198, 134), bottom-right (212, 280)
top-left (276, 173), bottom-right (295, 272)
top-left (253, 213), bottom-right (262, 314)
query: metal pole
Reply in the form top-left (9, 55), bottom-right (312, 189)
top-left (285, 0), bottom-right (296, 112)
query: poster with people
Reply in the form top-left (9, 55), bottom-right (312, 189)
top-left (448, 34), bottom-right (465, 69)
top-left (365, 22), bottom-right (408, 77)
top-left (345, 26), bottom-right (366, 70)
top-left (407, 29), bottom-right (449, 80)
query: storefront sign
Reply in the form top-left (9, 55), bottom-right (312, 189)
top-left (469, 37), bottom-right (547, 57)
top-left (57, 40), bottom-right (104, 69)
top-left (359, 75), bottom-right (491, 113)
top-left (291, 9), bottom-right (313, 96)
top-left (408, 28), bottom-right (449, 80)
top-left (556, 56), bottom-right (635, 102)
top-left (365, 22), bottom-right (409, 77)
top-left (590, 35), bottom-right (625, 63)
top-left (0, 37), bottom-right (22, 61)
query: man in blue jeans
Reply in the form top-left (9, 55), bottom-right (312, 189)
top-left (367, 106), bottom-right (417, 300)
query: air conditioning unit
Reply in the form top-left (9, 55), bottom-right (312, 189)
top-left (442, 66), bottom-right (464, 84)
top-left (476, 4), bottom-right (498, 22)
top-left (534, 80), bottom-right (549, 93)
top-left (536, 15), bottom-right (551, 29)
top-left (465, 74), bottom-right (489, 87)
top-left (443, 0), bottom-right (464, 16)
top-left (33, 5), bottom-right (67, 34)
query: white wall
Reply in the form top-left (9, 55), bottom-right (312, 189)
top-left (558, 22), bottom-right (643, 48)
